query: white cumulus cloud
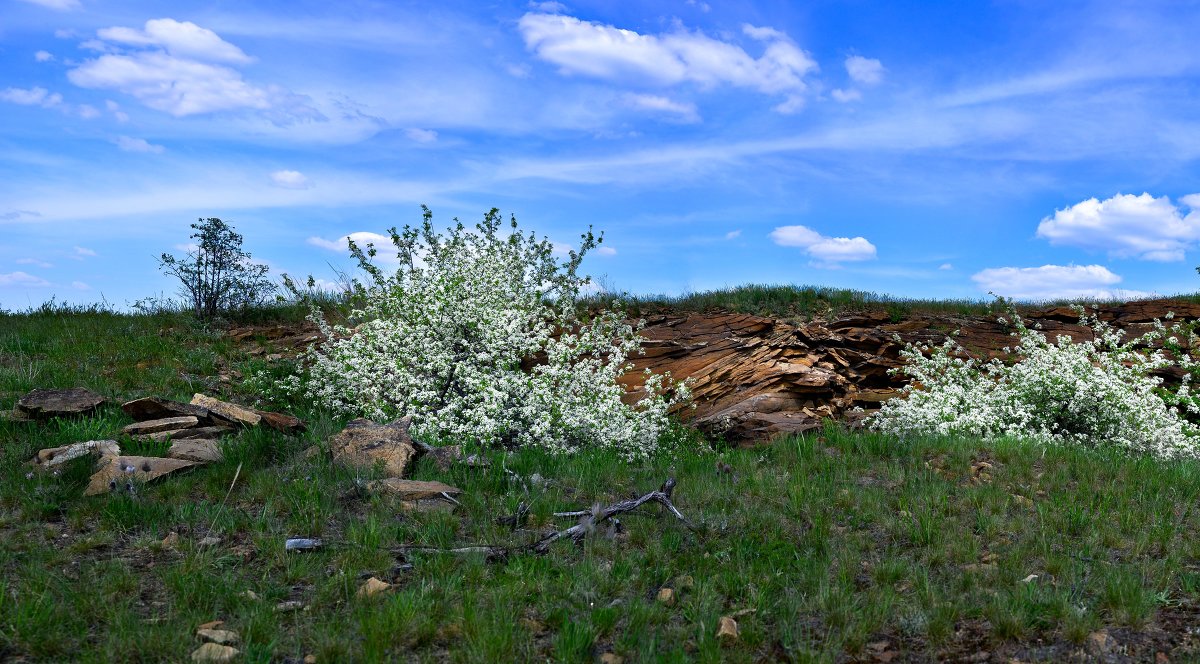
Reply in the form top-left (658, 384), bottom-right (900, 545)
top-left (845, 55), bottom-right (884, 85)
top-left (621, 93), bottom-right (699, 122)
top-left (270, 170), bottom-right (313, 189)
top-left (769, 224), bottom-right (877, 263)
top-left (1036, 192), bottom-right (1200, 262)
top-left (73, 246), bottom-right (96, 257)
top-left (404, 128), bottom-right (438, 143)
top-left (115, 136), bottom-right (165, 153)
top-left (596, 246), bottom-right (617, 256)
top-left (518, 13), bottom-right (816, 111)
top-left (725, 229), bottom-right (742, 240)
top-left (71, 281), bottom-right (91, 290)
top-left (970, 264), bottom-right (1146, 301)
top-left (0, 272), bottom-right (52, 287)
top-left (35, 50), bottom-right (55, 62)
top-left (67, 19), bottom-right (319, 120)
top-left (307, 232), bottom-right (401, 264)
top-left (96, 18), bottom-right (253, 64)
top-left (0, 87), bottom-right (63, 107)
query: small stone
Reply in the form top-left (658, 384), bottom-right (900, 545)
top-left (1086, 630), bottom-right (1113, 656)
top-left (398, 499), bottom-right (457, 514)
top-left (423, 444), bottom-right (463, 470)
top-left (254, 409), bottom-right (306, 434)
top-left (121, 416), bottom-right (199, 435)
top-left (1019, 574), bottom-right (1038, 583)
top-left (241, 590), bottom-right (259, 600)
top-left (1157, 652), bottom-right (1170, 664)
top-left (196, 628), bottom-right (240, 645)
top-left (356, 577), bottom-right (391, 598)
top-left (275, 600), bottom-right (304, 613)
top-left (197, 620), bottom-right (224, 631)
top-left (303, 656), bottom-right (317, 664)
top-left (599, 654), bottom-right (624, 664)
top-left (161, 532), bottom-right (180, 548)
top-left (673, 575), bottom-right (695, 591)
top-left (122, 396), bottom-right (211, 422)
top-left (716, 616), bottom-right (739, 642)
top-left (1011, 494), bottom-right (1034, 508)
top-left (285, 538), bottom-right (322, 552)
top-left (198, 536), bottom-right (221, 548)
top-left (656, 587), bottom-right (676, 606)
top-left (32, 440), bottom-right (120, 469)
top-left (366, 478), bottom-right (462, 500)
top-left (190, 642), bottom-right (239, 662)
top-left (167, 439), bottom-right (223, 463)
top-left (301, 445), bottom-right (323, 460)
top-left (191, 394), bottom-right (262, 427)
top-left (16, 387), bottom-right (106, 420)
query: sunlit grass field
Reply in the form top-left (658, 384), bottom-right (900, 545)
top-left (2, 298), bottom-right (1200, 662)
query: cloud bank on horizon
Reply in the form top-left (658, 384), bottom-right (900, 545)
top-left (2, 0), bottom-right (1200, 307)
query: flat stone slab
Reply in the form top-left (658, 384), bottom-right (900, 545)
top-left (32, 440), bottom-right (120, 469)
top-left (133, 425), bottom-right (236, 443)
top-left (121, 396), bottom-right (211, 423)
top-left (122, 416), bottom-right (199, 435)
top-left (367, 478), bottom-right (462, 500)
top-left (86, 455), bottom-right (199, 496)
top-left (16, 387), bottom-right (105, 420)
top-left (254, 409), bottom-right (306, 434)
top-left (191, 394), bottom-right (261, 427)
top-left (167, 439), bottom-right (223, 463)
top-left (330, 417), bottom-right (417, 478)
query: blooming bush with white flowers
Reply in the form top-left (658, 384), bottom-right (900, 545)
top-left (868, 306), bottom-right (1200, 458)
top-left (277, 207), bottom-right (689, 459)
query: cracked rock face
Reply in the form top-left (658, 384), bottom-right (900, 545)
top-left (619, 300), bottom-right (1200, 444)
top-left (85, 455), bottom-right (199, 496)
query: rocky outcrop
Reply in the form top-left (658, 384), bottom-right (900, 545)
top-left (329, 417), bottom-right (418, 477)
top-left (620, 299), bottom-right (1200, 443)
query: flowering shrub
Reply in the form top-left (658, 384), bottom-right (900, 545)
top-left (277, 207), bottom-right (688, 459)
top-left (868, 306), bottom-right (1200, 458)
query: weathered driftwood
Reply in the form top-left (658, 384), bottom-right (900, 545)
top-left (393, 478), bottom-right (690, 560)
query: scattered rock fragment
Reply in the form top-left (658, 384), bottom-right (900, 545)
top-left (329, 417), bottom-right (417, 478)
top-left (191, 394), bottom-right (261, 427)
top-left (190, 642), bottom-right (240, 663)
top-left (599, 654), bottom-right (624, 664)
top-left (275, 600), bottom-right (304, 613)
top-left (422, 444), bottom-right (463, 471)
top-left (197, 628), bottom-right (240, 646)
top-left (85, 455), bottom-right (199, 496)
top-left (254, 409), bottom-right (306, 434)
top-left (198, 536), bottom-right (221, 548)
top-left (32, 440), bottom-right (120, 469)
top-left (121, 396), bottom-right (211, 422)
top-left (122, 416), bottom-right (199, 435)
top-left (167, 439), bottom-right (223, 463)
top-left (15, 387), bottom-right (105, 421)
top-left (656, 588), bottom-right (676, 606)
top-left (161, 532), bottom-right (180, 549)
top-left (285, 538), bottom-right (322, 552)
top-left (356, 577), bottom-right (391, 598)
top-left (134, 425), bottom-right (235, 443)
top-left (365, 478), bottom-right (462, 500)
top-left (197, 620), bottom-right (224, 631)
top-left (716, 616), bottom-right (739, 642)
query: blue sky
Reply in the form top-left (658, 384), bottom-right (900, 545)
top-left (3, 0), bottom-right (1200, 308)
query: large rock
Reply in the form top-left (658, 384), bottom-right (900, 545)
top-left (191, 394), bottom-right (261, 427)
top-left (121, 396), bottom-right (212, 423)
top-left (86, 455), bottom-right (199, 496)
top-left (122, 416), bottom-right (199, 436)
top-left (15, 387), bottom-right (105, 420)
top-left (330, 417), bottom-right (417, 478)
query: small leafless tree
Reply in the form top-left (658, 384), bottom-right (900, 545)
top-left (158, 217), bottom-right (276, 320)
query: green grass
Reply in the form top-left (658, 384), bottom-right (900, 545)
top-left (604, 282), bottom-right (1200, 322)
top-left (4, 305), bottom-right (1200, 661)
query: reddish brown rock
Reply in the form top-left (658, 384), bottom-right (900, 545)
top-left (253, 409), bottom-right (306, 434)
top-left (122, 416), bottom-right (199, 435)
top-left (366, 478), bottom-right (461, 499)
top-left (191, 394), bottom-right (261, 427)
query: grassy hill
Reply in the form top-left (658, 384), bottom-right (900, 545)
top-left (2, 298), bottom-right (1200, 661)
